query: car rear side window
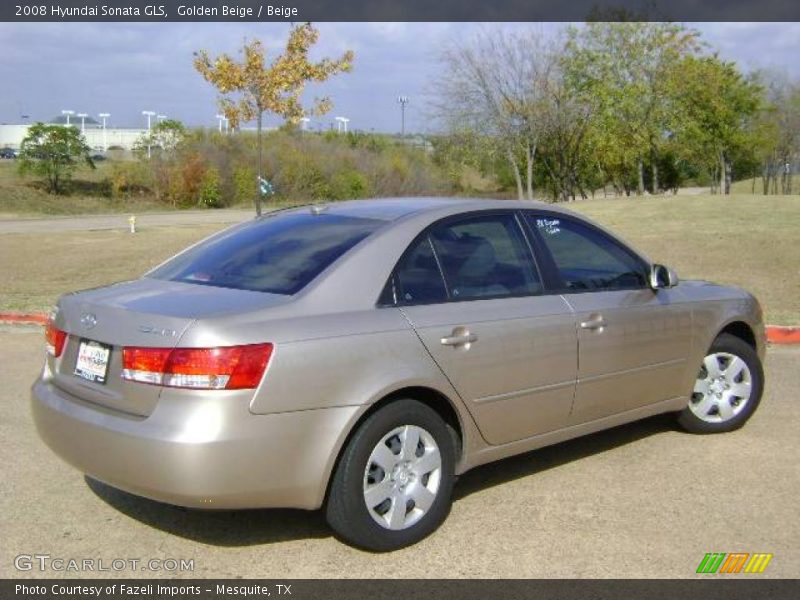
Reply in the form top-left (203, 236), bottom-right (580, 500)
top-left (394, 236), bottom-right (448, 305)
top-left (430, 214), bottom-right (542, 301)
top-left (148, 212), bottom-right (383, 295)
top-left (528, 214), bottom-right (648, 291)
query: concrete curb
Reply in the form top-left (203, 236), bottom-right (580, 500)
top-left (2, 311), bottom-right (799, 345)
top-left (0, 312), bottom-right (48, 325)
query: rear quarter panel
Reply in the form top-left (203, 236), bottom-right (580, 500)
top-left (179, 305), bottom-right (472, 416)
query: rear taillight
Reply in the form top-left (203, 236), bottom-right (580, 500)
top-left (45, 318), bottom-right (67, 358)
top-left (122, 343), bottom-right (273, 390)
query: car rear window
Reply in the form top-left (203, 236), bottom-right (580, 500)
top-left (148, 211), bottom-right (383, 295)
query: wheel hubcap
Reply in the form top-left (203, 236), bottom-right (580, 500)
top-left (689, 351), bottom-right (752, 423)
top-left (363, 425), bottom-right (442, 531)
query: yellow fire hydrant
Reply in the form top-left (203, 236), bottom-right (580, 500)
top-left (128, 215), bottom-right (136, 234)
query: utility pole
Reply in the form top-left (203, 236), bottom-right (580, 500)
top-left (335, 116), bottom-right (349, 133)
top-left (142, 110), bottom-right (155, 159)
top-left (98, 113), bottom-right (110, 151)
top-left (398, 96), bottom-right (409, 138)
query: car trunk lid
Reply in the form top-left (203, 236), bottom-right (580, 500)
top-left (49, 278), bottom-right (286, 416)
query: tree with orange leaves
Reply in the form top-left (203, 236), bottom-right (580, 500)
top-left (194, 24), bottom-right (354, 214)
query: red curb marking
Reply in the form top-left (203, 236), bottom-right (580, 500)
top-left (0, 312), bottom-right (48, 324)
top-left (766, 326), bottom-right (800, 345)
top-left (2, 312), bottom-right (799, 344)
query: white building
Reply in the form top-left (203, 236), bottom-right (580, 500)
top-left (0, 116), bottom-right (146, 151)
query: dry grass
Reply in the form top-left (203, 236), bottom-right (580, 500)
top-left (0, 161), bottom-right (163, 218)
top-left (0, 193), bottom-right (797, 324)
top-left (0, 225), bottom-right (223, 313)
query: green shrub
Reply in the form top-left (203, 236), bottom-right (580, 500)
top-left (233, 166), bottom-right (255, 205)
top-left (124, 130), bottom-right (454, 207)
top-left (330, 170), bottom-right (370, 199)
top-left (199, 167), bottom-right (223, 208)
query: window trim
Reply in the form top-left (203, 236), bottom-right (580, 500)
top-left (379, 209), bottom-right (546, 308)
top-left (521, 210), bottom-right (651, 294)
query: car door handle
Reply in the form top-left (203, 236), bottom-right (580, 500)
top-left (441, 330), bottom-right (478, 347)
top-left (580, 315), bottom-right (606, 331)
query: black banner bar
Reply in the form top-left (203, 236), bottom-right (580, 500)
top-left (2, 0), bottom-right (800, 22)
top-left (3, 580), bottom-right (800, 600)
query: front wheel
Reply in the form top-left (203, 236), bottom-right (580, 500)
top-left (677, 333), bottom-right (764, 434)
top-left (325, 399), bottom-right (456, 551)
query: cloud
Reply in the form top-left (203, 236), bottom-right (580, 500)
top-left (1, 22), bottom-right (798, 132)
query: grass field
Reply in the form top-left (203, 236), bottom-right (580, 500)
top-left (0, 194), bottom-right (798, 324)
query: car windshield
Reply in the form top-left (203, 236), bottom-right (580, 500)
top-left (148, 211), bottom-right (383, 295)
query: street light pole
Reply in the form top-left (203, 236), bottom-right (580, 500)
top-left (61, 110), bottom-right (75, 126)
top-left (398, 96), bottom-right (409, 138)
top-left (98, 113), bottom-right (110, 151)
top-left (142, 110), bottom-right (156, 159)
top-left (77, 113), bottom-right (88, 133)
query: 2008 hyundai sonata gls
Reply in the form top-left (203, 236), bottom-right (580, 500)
top-left (32, 198), bottom-right (765, 550)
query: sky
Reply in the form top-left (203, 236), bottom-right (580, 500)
top-left (1, 22), bottom-right (799, 133)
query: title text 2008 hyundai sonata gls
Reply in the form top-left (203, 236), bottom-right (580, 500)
top-left (32, 198), bottom-right (765, 550)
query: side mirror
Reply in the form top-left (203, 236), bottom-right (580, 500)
top-left (650, 264), bottom-right (678, 289)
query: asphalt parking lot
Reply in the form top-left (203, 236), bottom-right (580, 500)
top-left (1, 326), bottom-right (798, 578)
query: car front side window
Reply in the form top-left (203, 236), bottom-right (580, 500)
top-left (528, 214), bottom-right (648, 292)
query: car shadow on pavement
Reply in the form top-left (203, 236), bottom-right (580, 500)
top-left (85, 477), bottom-right (332, 547)
top-left (86, 413), bottom-right (676, 546)
top-left (453, 413), bottom-right (677, 501)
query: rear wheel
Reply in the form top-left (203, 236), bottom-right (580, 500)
top-left (325, 399), bottom-right (456, 551)
top-left (677, 333), bottom-right (763, 433)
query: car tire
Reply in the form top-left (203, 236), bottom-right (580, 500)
top-left (325, 399), bottom-right (456, 551)
top-left (677, 333), bottom-right (764, 434)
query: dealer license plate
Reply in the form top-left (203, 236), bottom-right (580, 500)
top-left (74, 339), bottom-right (111, 385)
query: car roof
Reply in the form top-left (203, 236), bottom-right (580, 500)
top-left (278, 197), bottom-right (561, 222)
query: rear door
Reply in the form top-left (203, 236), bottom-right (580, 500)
top-left (525, 212), bottom-right (693, 423)
top-left (395, 211), bottom-right (577, 445)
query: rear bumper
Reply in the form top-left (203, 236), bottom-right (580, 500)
top-left (31, 376), bottom-right (360, 510)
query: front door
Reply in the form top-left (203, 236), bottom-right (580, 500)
top-left (526, 212), bottom-right (693, 423)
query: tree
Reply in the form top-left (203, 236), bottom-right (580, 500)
top-left (434, 27), bottom-right (561, 200)
top-left (564, 22), bottom-right (701, 194)
top-left (194, 23), bottom-right (354, 214)
top-left (672, 55), bottom-right (762, 194)
top-left (133, 119), bottom-right (189, 204)
top-left (133, 119), bottom-right (187, 158)
top-left (133, 119), bottom-right (187, 161)
top-left (754, 71), bottom-right (800, 194)
top-left (17, 123), bottom-right (94, 194)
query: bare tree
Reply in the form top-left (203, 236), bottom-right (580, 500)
top-left (432, 27), bottom-right (561, 200)
top-left (759, 71), bottom-right (800, 195)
